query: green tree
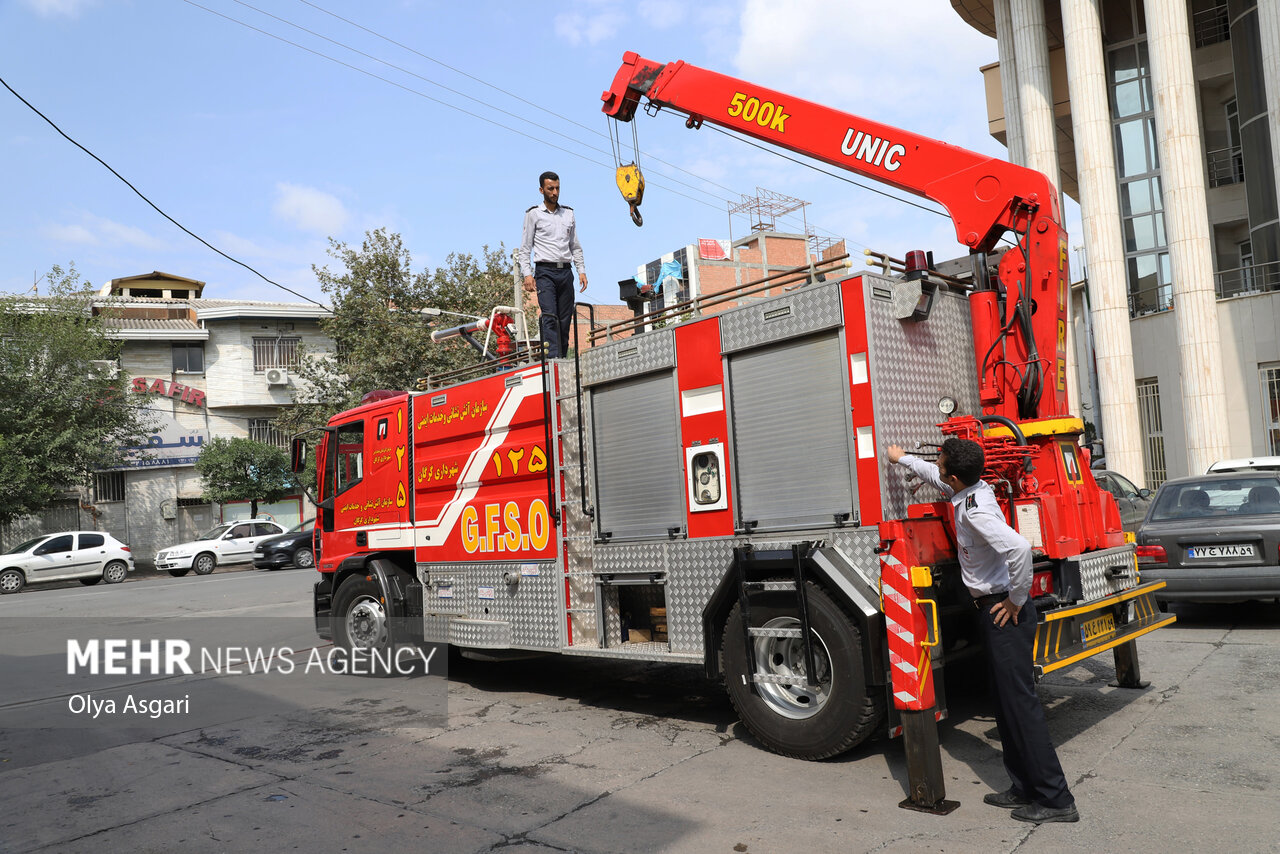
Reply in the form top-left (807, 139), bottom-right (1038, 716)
top-left (194, 437), bottom-right (294, 519)
top-left (275, 229), bottom-right (514, 439)
top-left (0, 264), bottom-right (153, 525)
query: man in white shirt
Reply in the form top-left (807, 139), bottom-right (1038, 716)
top-left (516, 171), bottom-right (587, 358)
top-left (889, 437), bottom-right (1078, 824)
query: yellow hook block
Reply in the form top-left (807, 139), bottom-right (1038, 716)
top-left (615, 163), bottom-right (645, 227)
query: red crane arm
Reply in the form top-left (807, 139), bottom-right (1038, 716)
top-left (601, 51), bottom-right (1071, 421)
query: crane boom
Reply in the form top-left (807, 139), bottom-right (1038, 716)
top-left (601, 51), bottom-right (1070, 423)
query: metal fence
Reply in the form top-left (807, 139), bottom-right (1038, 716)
top-left (1128, 284), bottom-right (1174, 317)
top-left (0, 501), bottom-right (84, 552)
top-left (1216, 261), bottom-right (1280, 299)
top-left (1206, 146), bottom-right (1244, 188)
top-left (1193, 3), bottom-right (1230, 48)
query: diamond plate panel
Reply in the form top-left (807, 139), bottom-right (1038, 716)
top-left (1076, 545), bottom-right (1138, 601)
top-left (719, 281), bottom-right (844, 353)
top-left (864, 272), bottom-right (981, 521)
top-left (579, 329), bottom-right (675, 386)
top-left (830, 529), bottom-right (885, 589)
top-left (593, 542), bottom-right (666, 575)
top-left (420, 562), bottom-right (560, 649)
top-left (664, 538), bottom-right (739, 652)
top-left (448, 619), bottom-right (512, 648)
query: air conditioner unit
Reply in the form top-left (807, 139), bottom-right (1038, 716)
top-left (265, 367), bottom-right (289, 387)
top-left (89, 359), bottom-right (119, 379)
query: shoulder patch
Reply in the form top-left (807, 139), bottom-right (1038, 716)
top-left (526, 205), bottom-right (539, 212)
top-left (965, 494), bottom-right (977, 510)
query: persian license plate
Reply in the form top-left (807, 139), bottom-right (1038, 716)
top-left (1081, 613), bottom-right (1116, 644)
top-left (1186, 544), bottom-right (1255, 559)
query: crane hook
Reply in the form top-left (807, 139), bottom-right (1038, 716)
top-left (615, 163), bottom-right (645, 228)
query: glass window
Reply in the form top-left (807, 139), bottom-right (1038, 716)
top-left (94, 471), bottom-right (125, 502)
top-left (252, 337), bottom-right (301, 372)
top-left (252, 522), bottom-right (279, 537)
top-left (1262, 364), bottom-right (1280, 455)
top-left (1115, 80), bottom-right (1144, 118)
top-left (335, 422), bottom-right (364, 494)
top-left (1115, 120), bottom-right (1149, 178)
top-left (172, 343), bottom-right (204, 373)
top-left (228, 524), bottom-right (252, 538)
top-left (1122, 180), bottom-right (1151, 216)
top-left (79, 533), bottom-right (105, 548)
top-left (36, 535), bottom-right (74, 555)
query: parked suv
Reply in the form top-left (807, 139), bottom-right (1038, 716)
top-left (155, 519), bottom-right (287, 577)
top-left (253, 519), bottom-right (316, 570)
top-left (0, 531), bottom-right (135, 594)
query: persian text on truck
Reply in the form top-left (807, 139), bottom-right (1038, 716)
top-left (297, 52), bottom-right (1175, 811)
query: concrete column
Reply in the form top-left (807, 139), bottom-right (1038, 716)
top-left (1061, 0), bottom-right (1147, 484)
top-left (994, 0), bottom-right (1026, 165)
top-left (1146, 0), bottom-right (1232, 473)
top-left (1009, 0), bottom-right (1061, 187)
top-left (1260, 0), bottom-right (1280, 202)
top-left (1009, 0), bottom-right (1077, 414)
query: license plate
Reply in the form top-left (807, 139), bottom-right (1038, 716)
top-left (1186, 544), bottom-right (1255, 559)
top-left (1081, 613), bottom-right (1116, 644)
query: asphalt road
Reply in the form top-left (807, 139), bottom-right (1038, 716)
top-left (1, 568), bottom-right (1277, 853)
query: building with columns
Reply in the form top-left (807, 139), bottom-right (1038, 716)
top-left (952, 0), bottom-right (1280, 486)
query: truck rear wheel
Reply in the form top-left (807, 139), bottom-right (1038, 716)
top-left (722, 581), bottom-right (883, 760)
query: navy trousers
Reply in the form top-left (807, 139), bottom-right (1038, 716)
top-left (978, 599), bottom-right (1075, 809)
top-left (534, 265), bottom-right (575, 357)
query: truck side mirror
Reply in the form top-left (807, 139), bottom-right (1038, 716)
top-left (290, 437), bottom-right (307, 472)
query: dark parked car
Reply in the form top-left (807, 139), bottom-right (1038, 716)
top-left (1135, 472), bottom-right (1280, 607)
top-left (1093, 469), bottom-right (1152, 532)
top-left (253, 519), bottom-right (316, 570)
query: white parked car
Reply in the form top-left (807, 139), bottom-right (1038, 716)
top-left (155, 519), bottom-right (287, 577)
top-left (0, 531), bottom-right (135, 594)
top-left (1207, 456), bottom-right (1280, 474)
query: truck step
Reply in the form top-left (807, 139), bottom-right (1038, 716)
top-left (744, 580), bottom-right (797, 592)
top-left (748, 627), bottom-right (803, 639)
top-left (750, 673), bottom-right (818, 690)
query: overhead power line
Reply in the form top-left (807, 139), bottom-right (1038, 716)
top-left (0, 74), bottom-right (329, 311)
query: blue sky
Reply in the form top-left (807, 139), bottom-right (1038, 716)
top-left (1, 0), bottom-right (1058, 308)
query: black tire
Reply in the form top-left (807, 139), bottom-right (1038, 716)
top-left (192, 553), bottom-right (216, 576)
top-left (0, 568), bottom-right (25, 594)
top-left (103, 561), bottom-right (128, 584)
top-left (332, 576), bottom-right (395, 677)
top-left (168, 568), bottom-right (190, 577)
top-left (80, 577), bottom-right (102, 586)
top-left (722, 580), bottom-right (884, 760)
top-left (293, 547), bottom-right (315, 569)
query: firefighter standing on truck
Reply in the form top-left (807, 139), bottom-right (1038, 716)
top-left (888, 438), bottom-right (1079, 824)
top-left (518, 170), bottom-right (587, 358)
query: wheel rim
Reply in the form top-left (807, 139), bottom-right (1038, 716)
top-left (195, 555), bottom-right (214, 574)
top-left (750, 616), bottom-right (832, 720)
top-left (345, 595), bottom-right (388, 648)
top-left (104, 562), bottom-right (126, 583)
top-left (0, 572), bottom-right (21, 592)
top-left (295, 549), bottom-right (314, 568)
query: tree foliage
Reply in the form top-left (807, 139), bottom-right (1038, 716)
top-left (275, 229), bottom-right (515, 438)
top-left (0, 264), bottom-right (153, 525)
top-left (194, 437), bottom-right (294, 519)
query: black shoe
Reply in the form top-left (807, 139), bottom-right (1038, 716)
top-left (1011, 803), bottom-right (1080, 824)
top-left (983, 788), bottom-right (1032, 809)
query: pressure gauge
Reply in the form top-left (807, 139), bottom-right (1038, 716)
top-left (938, 396), bottom-right (958, 416)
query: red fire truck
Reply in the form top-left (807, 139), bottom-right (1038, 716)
top-left (299, 53), bottom-right (1174, 810)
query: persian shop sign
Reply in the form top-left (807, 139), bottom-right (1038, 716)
top-left (131, 377), bottom-right (206, 408)
top-left (109, 412), bottom-right (209, 471)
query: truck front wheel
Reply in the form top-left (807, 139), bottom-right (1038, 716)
top-left (721, 581), bottom-right (883, 760)
top-left (332, 576), bottom-right (394, 676)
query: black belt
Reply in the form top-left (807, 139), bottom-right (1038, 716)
top-left (535, 260), bottom-right (570, 269)
top-left (972, 591), bottom-right (1009, 610)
